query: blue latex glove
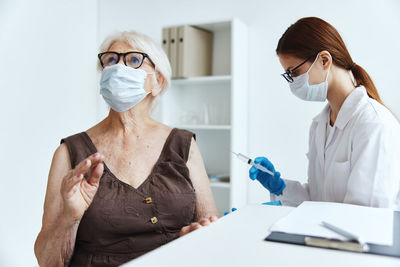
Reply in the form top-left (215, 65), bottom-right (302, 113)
top-left (224, 208), bottom-right (237, 216)
top-left (262, 200), bottom-right (282, 206)
top-left (249, 157), bottom-right (286, 195)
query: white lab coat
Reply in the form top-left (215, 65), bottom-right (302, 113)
top-left (272, 86), bottom-right (400, 210)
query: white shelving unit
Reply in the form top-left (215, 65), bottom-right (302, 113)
top-left (171, 75), bottom-right (231, 85)
top-left (159, 19), bottom-right (248, 214)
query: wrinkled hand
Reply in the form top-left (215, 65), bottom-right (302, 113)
top-left (249, 156), bottom-right (286, 195)
top-left (179, 216), bottom-right (218, 237)
top-left (60, 153), bottom-right (105, 222)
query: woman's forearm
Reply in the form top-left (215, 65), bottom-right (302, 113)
top-left (34, 214), bottom-right (80, 267)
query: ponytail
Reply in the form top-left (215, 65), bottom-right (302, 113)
top-left (351, 63), bottom-right (384, 105)
top-left (351, 63), bottom-right (397, 120)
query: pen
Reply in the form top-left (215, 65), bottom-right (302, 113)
top-left (321, 221), bottom-right (365, 245)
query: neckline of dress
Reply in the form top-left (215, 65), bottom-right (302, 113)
top-left (81, 128), bottom-right (177, 191)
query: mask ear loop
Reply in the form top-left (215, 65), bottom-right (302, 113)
top-left (306, 53), bottom-right (320, 74)
top-left (146, 71), bottom-right (160, 95)
top-left (309, 53), bottom-right (331, 83)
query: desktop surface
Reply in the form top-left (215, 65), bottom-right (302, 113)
top-left (122, 205), bottom-right (400, 267)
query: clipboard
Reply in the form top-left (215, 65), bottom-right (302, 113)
top-left (265, 211), bottom-right (400, 258)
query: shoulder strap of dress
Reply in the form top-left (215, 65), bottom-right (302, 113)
top-left (162, 128), bottom-right (195, 163)
top-left (60, 132), bottom-right (96, 169)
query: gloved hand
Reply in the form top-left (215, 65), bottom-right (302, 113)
top-left (249, 157), bottom-right (286, 195)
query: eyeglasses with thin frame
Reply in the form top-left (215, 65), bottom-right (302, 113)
top-left (281, 53), bottom-right (318, 83)
top-left (98, 51), bottom-right (156, 69)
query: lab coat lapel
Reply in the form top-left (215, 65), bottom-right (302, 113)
top-left (312, 87), bottom-right (366, 169)
top-left (313, 105), bottom-right (330, 169)
top-left (325, 106), bottom-right (335, 149)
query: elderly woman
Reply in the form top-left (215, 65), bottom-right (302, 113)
top-left (34, 31), bottom-right (219, 267)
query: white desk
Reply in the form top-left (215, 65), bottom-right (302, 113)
top-left (123, 205), bottom-right (400, 267)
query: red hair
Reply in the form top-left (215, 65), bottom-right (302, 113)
top-left (276, 17), bottom-right (383, 105)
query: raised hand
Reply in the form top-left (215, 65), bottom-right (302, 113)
top-left (60, 153), bottom-right (105, 222)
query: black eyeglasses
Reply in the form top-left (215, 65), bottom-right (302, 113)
top-left (281, 53), bottom-right (317, 83)
top-left (98, 51), bottom-right (156, 69)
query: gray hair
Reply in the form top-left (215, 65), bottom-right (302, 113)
top-left (98, 31), bottom-right (171, 112)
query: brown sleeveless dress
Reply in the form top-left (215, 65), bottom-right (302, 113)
top-left (60, 128), bottom-right (197, 267)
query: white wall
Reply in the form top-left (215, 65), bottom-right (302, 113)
top-left (0, 0), bottom-right (98, 266)
top-left (98, 0), bottom-right (400, 204)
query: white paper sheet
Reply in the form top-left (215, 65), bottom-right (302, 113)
top-left (270, 201), bottom-right (394, 246)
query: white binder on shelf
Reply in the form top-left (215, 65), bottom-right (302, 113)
top-left (177, 25), bottom-right (213, 78)
top-left (162, 27), bottom-right (170, 59)
top-left (169, 27), bottom-right (179, 78)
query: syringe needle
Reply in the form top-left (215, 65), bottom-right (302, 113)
top-left (232, 151), bottom-right (275, 176)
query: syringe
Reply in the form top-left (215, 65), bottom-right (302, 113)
top-left (232, 151), bottom-right (275, 176)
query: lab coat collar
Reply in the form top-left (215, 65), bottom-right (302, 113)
top-left (313, 104), bottom-right (330, 124)
top-left (334, 86), bottom-right (366, 130)
top-left (313, 86), bottom-right (367, 130)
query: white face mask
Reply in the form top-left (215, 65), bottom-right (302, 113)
top-left (100, 64), bottom-right (150, 112)
top-left (289, 54), bottom-right (330, 102)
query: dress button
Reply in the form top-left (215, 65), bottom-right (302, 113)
top-left (145, 197), bottom-right (152, 204)
top-left (151, 217), bottom-right (158, 224)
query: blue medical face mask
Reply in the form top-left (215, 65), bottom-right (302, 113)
top-left (289, 54), bottom-right (330, 102)
top-left (100, 64), bottom-right (150, 112)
